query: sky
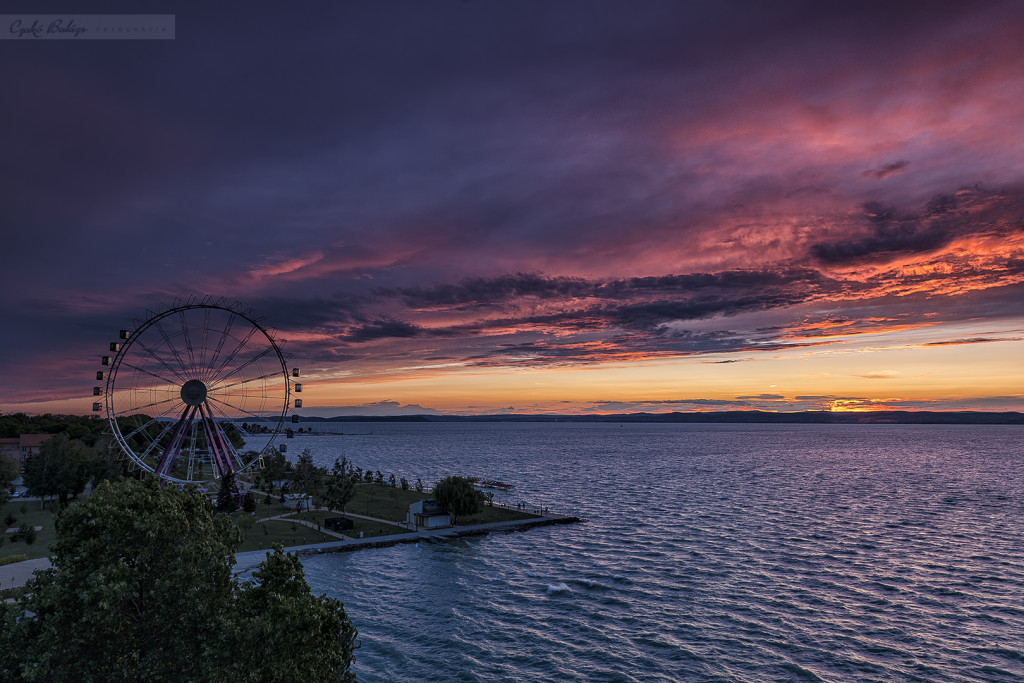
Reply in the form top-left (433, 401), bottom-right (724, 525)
top-left (2, 1), bottom-right (1024, 417)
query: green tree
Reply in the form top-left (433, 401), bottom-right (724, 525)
top-left (85, 439), bottom-right (125, 488)
top-left (0, 457), bottom-right (17, 506)
top-left (324, 459), bottom-right (356, 516)
top-left (400, 476), bottom-right (409, 491)
top-left (0, 478), bottom-right (356, 682)
top-left (23, 433), bottom-right (91, 508)
top-left (294, 449), bottom-right (326, 510)
top-left (261, 449), bottom-right (288, 491)
top-left (432, 476), bottom-right (484, 524)
top-left (229, 545), bottom-right (357, 682)
top-left (387, 473), bottom-right (396, 488)
top-left (216, 469), bottom-right (240, 514)
top-left (415, 477), bottom-right (424, 493)
top-left (373, 470), bottom-right (384, 486)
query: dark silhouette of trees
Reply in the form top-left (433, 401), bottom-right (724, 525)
top-left (0, 478), bottom-right (357, 681)
top-left (216, 469), bottom-right (240, 514)
top-left (23, 433), bottom-right (91, 508)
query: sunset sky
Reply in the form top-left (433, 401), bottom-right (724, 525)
top-left (2, 1), bottom-right (1023, 416)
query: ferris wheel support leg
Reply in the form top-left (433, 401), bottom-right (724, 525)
top-left (200, 402), bottom-right (242, 498)
top-left (155, 404), bottom-right (196, 481)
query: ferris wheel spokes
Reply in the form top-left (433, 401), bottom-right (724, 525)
top-left (178, 309), bottom-right (197, 372)
top-left (100, 302), bottom-right (293, 487)
top-left (206, 394), bottom-right (272, 428)
top-left (210, 347), bottom-right (279, 390)
top-left (206, 312), bottom-right (237, 373)
top-left (117, 400), bottom-right (186, 443)
top-left (136, 419), bottom-right (182, 465)
top-left (213, 323), bottom-right (261, 376)
top-left (116, 357), bottom-right (184, 387)
top-left (152, 317), bottom-right (193, 379)
top-left (128, 336), bottom-right (190, 384)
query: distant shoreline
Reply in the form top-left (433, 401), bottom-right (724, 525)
top-left (292, 410), bottom-right (1024, 425)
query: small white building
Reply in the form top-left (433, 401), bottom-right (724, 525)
top-left (408, 499), bottom-right (450, 530)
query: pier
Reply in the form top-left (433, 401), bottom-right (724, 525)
top-left (234, 510), bottom-right (582, 573)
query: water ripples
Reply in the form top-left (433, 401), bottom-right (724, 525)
top-left (295, 423), bottom-right (1024, 682)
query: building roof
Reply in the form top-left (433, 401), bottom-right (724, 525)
top-left (409, 499), bottom-right (449, 517)
top-left (19, 434), bottom-right (52, 448)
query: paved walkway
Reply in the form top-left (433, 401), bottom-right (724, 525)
top-left (0, 557), bottom-right (51, 591)
top-left (234, 510), bottom-right (580, 575)
top-left (3, 509), bottom-right (581, 589)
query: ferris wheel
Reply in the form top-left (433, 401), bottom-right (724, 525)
top-left (93, 301), bottom-right (302, 487)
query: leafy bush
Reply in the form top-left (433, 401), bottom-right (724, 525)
top-left (0, 553), bottom-right (28, 566)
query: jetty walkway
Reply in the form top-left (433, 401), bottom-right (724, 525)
top-left (234, 509), bottom-right (580, 574)
top-left (2, 509), bottom-right (581, 590)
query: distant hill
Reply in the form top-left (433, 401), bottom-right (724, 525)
top-left (298, 411), bottom-right (1024, 425)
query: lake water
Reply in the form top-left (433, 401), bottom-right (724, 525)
top-left (279, 422), bottom-right (1024, 682)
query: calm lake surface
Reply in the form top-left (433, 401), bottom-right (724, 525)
top-left (282, 422), bottom-right (1024, 682)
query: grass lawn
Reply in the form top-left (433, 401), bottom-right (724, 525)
top-left (236, 519), bottom-right (336, 552)
top-left (0, 497), bottom-right (345, 561)
top-left (282, 509), bottom-right (409, 538)
top-left (305, 483), bottom-right (542, 527)
top-left (456, 505), bottom-right (538, 525)
top-left (1, 483), bottom-right (544, 563)
top-left (1, 500), bottom-right (59, 561)
top-left (347, 484), bottom-right (425, 522)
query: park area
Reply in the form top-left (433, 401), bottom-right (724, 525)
top-left (3, 480), bottom-right (542, 562)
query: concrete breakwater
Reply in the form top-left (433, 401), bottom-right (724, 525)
top-left (233, 514), bottom-right (583, 573)
top-left (301, 515), bottom-right (583, 556)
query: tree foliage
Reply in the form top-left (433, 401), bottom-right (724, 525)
top-left (85, 438), bottom-right (126, 487)
top-left (228, 546), bottom-right (357, 681)
top-left (294, 449), bottom-right (324, 504)
top-left (0, 413), bottom-right (106, 445)
top-left (23, 433), bottom-right (92, 508)
top-left (324, 458), bottom-right (356, 516)
top-left (0, 457), bottom-right (17, 505)
top-left (0, 478), bottom-right (357, 682)
top-left (216, 469), bottom-right (240, 513)
top-left (257, 449), bottom-right (288, 494)
top-left (431, 475), bottom-right (484, 523)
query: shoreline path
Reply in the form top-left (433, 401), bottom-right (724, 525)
top-left (2, 509), bottom-right (580, 590)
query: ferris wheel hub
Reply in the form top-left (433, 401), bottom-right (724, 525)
top-left (180, 379), bottom-right (208, 406)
